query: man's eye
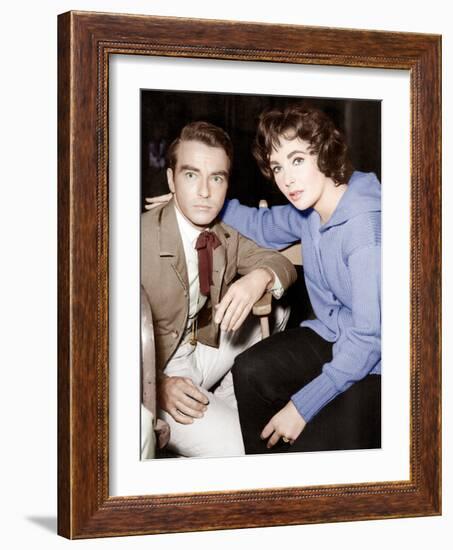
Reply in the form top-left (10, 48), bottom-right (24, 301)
top-left (185, 172), bottom-right (196, 179)
top-left (212, 176), bottom-right (224, 184)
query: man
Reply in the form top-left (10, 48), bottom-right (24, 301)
top-left (141, 121), bottom-right (296, 458)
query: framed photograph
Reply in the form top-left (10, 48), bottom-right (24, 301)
top-left (58, 11), bottom-right (441, 538)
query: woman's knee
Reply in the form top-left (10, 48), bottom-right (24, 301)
top-left (232, 346), bottom-right (285, 406)
top-left (232, 345), bottom-right (270, 386)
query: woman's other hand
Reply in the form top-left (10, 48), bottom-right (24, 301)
top-left (261, 401), bottom-right (306, 448)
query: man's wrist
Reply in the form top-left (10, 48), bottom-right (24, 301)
top-left (256, 267), bottom-right (275, 290)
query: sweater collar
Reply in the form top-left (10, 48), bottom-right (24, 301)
top-left (319, 171), bottom-right (381, 233)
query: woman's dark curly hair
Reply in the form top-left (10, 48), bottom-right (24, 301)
top-left (253, 104), bottom-right (353, 186)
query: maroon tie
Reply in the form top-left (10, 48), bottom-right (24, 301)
top-left (195, 231), bottom-right (221, 296)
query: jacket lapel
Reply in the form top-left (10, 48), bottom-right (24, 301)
top-left (210, 223), bottom-right (229, 304)
top-left (158, 200), bottom-right (189, 292)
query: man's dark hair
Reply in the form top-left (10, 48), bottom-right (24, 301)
top-left (253, 104), bottom-right (353, 185)
top-left (167, 121), bottom-right (234, 173)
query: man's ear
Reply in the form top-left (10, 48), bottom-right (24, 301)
top-left (166, 168), bottom-right (175, 194)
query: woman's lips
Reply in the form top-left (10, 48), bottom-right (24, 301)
top-left (289, 190), bottom-right (304, 201)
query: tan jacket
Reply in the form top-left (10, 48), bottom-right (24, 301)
top-left (141, 200), bottom-right (296, 375)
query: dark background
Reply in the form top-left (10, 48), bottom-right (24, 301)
top-left (141, 90), bottom-right (381, 211)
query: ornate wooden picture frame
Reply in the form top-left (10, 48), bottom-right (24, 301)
top-left (58, 11), bottom-right (441, 539)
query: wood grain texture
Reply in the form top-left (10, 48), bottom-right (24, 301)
top-left (57, 11), bottom-right (71, 538)
top-left (57, 10), bottom-right (441, 539)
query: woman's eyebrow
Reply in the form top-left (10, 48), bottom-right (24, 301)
top-left (287, 149), bottom-right (307, 159)
top-left (270, 149), bottom-right (307, 165)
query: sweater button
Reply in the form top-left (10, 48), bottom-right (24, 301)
top-left (329, 309), bottom-right (334, 316)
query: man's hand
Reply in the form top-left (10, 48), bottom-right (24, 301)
top-left (261, 401), bottom-right (307, 448)
top-left (158, 375), bottom-right (209, 424)
top-left (214, 268), bottom-right (274, 332)
top-left (145, 193), bottom-right (172, 210)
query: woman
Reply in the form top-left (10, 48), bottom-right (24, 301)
top-left (147, 104), bottom-right (381, 454)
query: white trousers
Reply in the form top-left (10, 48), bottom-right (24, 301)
top-left (158, 304), bottom-right (289, 458)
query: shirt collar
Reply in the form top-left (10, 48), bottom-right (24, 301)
top-left (174, 204), bottom-right (204, 247)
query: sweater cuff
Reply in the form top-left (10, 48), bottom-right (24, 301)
top-left (291, 372), bottom-right (339, 423)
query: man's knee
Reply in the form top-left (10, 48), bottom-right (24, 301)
top-left (160, 396), bottom-right (246, 458)
top-left (168, 431), bottom-right (244, 458)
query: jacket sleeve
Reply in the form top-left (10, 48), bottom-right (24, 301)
top-left (221, 199), bottom-right (304, 249)
top-left (233, 231), bottom-right (297, 291)
top-left (291, 244), bottom-right (381, 422)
